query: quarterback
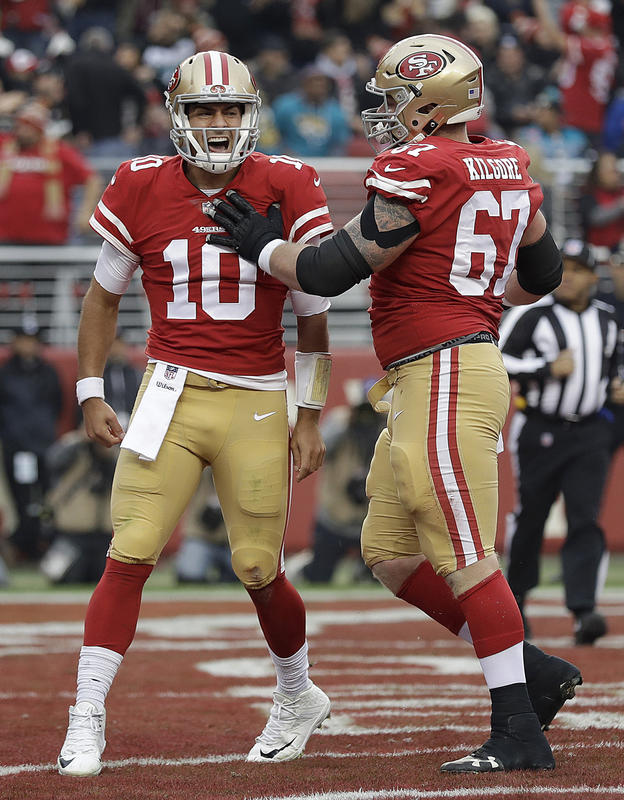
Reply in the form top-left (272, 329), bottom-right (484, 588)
top-left (57, 51), bottom-right (333, 776)
top-left (207, 35), bottom-right (582, 773)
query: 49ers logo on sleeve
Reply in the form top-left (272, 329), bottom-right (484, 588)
top-left (397, 52), bottom-right (445, 80)
top-left (168, 66), bottom-right (181, 92)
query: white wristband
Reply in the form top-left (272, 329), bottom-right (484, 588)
top-left (294, 351), bottom-right (332, 409)
top-left (258, 239), bottom-right (285, 275)
top-left (76, 377), bottom-right (105, 405)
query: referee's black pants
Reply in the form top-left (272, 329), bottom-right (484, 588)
top-left (507, 412), bottom-right (611, 615)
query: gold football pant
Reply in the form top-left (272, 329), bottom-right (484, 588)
top-left (361, 343), bottom-right (510, 577)
top-left (110, 367), bottom-right (290, 589)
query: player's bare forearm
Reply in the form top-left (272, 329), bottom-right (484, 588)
top-left (78, 277), bottom-right (122, 378)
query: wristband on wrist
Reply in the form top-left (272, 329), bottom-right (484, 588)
top-left (258, 239), bottom-right (285, 275)
top-left (294, 351), bottom-right (332, 409)
top-left (76, 377), bottom-right (105, 405)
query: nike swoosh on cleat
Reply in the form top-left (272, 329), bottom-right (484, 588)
top-left (254, 411), bottom-right (277, 421)
top-left (58, 757), bottom-right (75, 768)
top-left (260, 738), bottom-right (296, 759)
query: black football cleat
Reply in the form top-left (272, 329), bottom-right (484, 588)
top-left (523, 641), bottom-right (583, 730)
top-left (574, 611), bottom-right (608, 645)
top-left (440, 712), bottom-right (555, 773)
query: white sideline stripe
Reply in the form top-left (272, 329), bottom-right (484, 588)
top-left (249, 786), bottom-right (624, 800)
top-left (1, 586), bottom-right (622, 604)
top-left (4, 741), bottom-right (623, 778)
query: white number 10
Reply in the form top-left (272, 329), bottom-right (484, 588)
top-left (163, 239), bottom-right (257, 321)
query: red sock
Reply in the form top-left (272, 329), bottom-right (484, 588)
top-left (247, 572), bottom-right (306, 657)
top-left (397, 560), bottom-right (466, 635)
top-left (457, 569), bottom-right (524, 659)
top-left (83, 557), bottom-right (153, 655)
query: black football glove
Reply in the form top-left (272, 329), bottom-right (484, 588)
top-left (205, 190), bottom-right (284, 264)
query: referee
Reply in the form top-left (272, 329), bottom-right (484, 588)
top-left (499, 240), bottom-right (624, 645)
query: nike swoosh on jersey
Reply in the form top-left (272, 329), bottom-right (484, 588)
top-left (314, 177), bottom-right (321, 186)
top-left (254, 411), bottom-right (277, 421)
top-left (384, 165), bottom-right (405, 173)
top-left (260, 738), bottom-right (296, 759)
top-left (393, 409), bottom-right (405, 420)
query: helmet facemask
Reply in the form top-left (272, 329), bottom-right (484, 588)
top-left (168, 96), bottom-right (260, 173)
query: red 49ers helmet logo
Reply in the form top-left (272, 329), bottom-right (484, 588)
top-left (168, 66), bottom-right (181, 92)
top-left (397, 52), bottom-right (445, 80)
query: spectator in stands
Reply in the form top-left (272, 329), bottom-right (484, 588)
top-left (39, 426), bottom-right (117, 584)
top-left (272, 65), bottom-right (350, 157)
top-left (530, 0), bottom-right (617, 146)
top-left (140, 9), bottom-right (194, 92)
top-left (602, 87), bottom-right (624, 156)
top-left (175, 469), bottom-right (237, 584)
top-left (0, 323), bottom-right (63, 562)
top-left (250, 35), bottom-right (298, 108)
top-left (313, 31), bottom-right (359, 132)
top-left (517, 87), bottom-right (590, 221)
top-left (64, 26), bottom-right (146, 158)
top-left (0, 101), bottom-right (101, 244)
top-left (297, 379), bottom-right (384, 584)
top-left (462, 2), bottom-right (501, 72)
top-left (518, 87), bottom-right (590, 161)
top-left (580, 151), bottom-right (624, 251)
top-left (486, 34), bottom-right (546, 138)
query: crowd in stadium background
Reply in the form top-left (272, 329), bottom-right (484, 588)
top-left (0, 0), bottom-right (624, 589)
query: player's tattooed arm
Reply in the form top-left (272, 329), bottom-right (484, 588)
top-left (345, 193), bottom-right (420, 273)
top-left (205, 189), bottom-right (419, 296)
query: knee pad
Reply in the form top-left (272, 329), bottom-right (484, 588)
top-left (231, 544), bottom-right (278, 589)
top-left (109, 521), bottom-right (161, 564)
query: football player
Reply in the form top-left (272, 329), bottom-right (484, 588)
top-left (205, 35), bottom-right (583, 773)
top-left (57, 51), bottom-right (333, 777)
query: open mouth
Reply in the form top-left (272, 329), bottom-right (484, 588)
top-left (206, 136), bottom-right (230, 153)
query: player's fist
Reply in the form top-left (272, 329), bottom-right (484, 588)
top-left (205, 190), bottom-right (284, 264)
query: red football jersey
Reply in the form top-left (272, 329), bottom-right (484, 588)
top-left (91, 152), bottom-right (332, 374)
top-left (559, 35), bottom-right (617, 134)
top-left (365, 135), bottom-right (543, 368)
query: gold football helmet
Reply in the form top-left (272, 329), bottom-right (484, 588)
top-left (165, 51), bottom-right (261, 173)
top-left (361, 34), bottom-right (483, 153)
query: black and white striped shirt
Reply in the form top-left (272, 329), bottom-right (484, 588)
top-left (499, 296), bottom-right (619, 421)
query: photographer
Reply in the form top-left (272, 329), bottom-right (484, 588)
top-left (39, 428), bottom-right (117, 584)
top-left (299, 380), bottom-right (384, 583)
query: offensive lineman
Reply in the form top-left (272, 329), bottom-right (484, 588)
top-left (206, 34), bottom-right (581, 773)
top-left (57, 51), bottom-right (333, 776)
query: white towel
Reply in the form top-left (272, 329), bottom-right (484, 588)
top-left (121, 362), bottom-right (187, 461)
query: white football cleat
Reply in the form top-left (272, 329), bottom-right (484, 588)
top-left (247, 682), bottom-right (330, 762)
top-left (57, 701), bottom-right (106, 776)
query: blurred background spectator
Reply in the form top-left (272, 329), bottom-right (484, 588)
top-left (580, 151), bottom-right (624, 251)
top-left (272, 64), bottom-right (350, 156)
top-left (175, 468), bottom-right (237, 585)
top-left (38, 426), bottom-right (116, 584)
top-left (0, 323), bottom-right (62, 562)
top-left (290, 379), bottom-right (384, 584)
top-left (64, 26), bottom-right (147, 158)
top-left (0, 100), bottom-right (101, 244)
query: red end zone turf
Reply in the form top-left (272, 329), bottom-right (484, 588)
top-left (0, 589), bottom-right (622, 800)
